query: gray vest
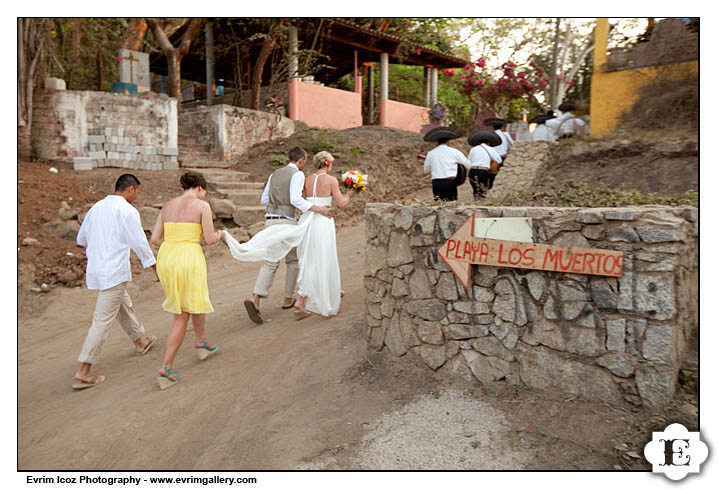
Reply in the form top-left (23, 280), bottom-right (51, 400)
top-left (266, 165), bottom-right (299, 218)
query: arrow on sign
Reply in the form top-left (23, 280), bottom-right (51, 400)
top-left (437, 215), bottom-right (474, 290)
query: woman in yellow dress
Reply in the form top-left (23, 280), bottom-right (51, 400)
top-left (150, 171), bottom-right (225, 390)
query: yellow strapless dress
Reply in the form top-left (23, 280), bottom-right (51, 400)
top-left (157, 222), bottom-right (214, 314)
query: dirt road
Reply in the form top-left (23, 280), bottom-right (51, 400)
top-left (19, 222), bottom-right (404, 470)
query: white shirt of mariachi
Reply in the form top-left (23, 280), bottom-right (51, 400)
top-left (76, 195), bottom-right (156, 291)
top-left (260, 162), bottom-right (314, 217)
top-left (554, 111), bottom-right (587, 136)
top-left (494, 129), bottom-right (515, 157)
top-left (531, 124), bottom-right (557, 142)
top-left (423, 144), bottom-right (470, 180)
top-left (468, 144), bottom-right (503, 170)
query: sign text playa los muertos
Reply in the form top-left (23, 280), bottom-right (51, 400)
top-left (438, 215), bottom-right (624, 290)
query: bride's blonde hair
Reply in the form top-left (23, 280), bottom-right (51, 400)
top-left (313, 151), bottom-right (334, 169)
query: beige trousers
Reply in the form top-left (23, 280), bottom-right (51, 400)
top-left (77, 282), bottom-right (146, 365)
top-left (252, 217), bottom-right (299, 299)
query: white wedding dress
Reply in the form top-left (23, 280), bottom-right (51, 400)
top-left (223, 174), bottom-right (341, 317)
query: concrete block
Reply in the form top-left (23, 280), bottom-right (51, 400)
top-left (88, 151), bottom-right (106, 160)
top-left (161, 147), bottom-right (179, 156)
top-left (129, 137), bottom-right (136, 146)
top-left (73, 157), bottom-right (93, 171)
top-left (151, 163), bottom-right (158, 171)
top-left (110, 144), bottom-right (116, 152)
top-left (104, 143), bottom-right (111, 151)
top-left (89, 144), bottom-right (97, 152)
top-left (105, 128), bottom-right (113, 137)
top-left (164, 160), bottom-right (179, 171)
top-left (117, 128), bottom-right (124, 138)
top-left (88, 135), bottom-right (106, 144)
top-left (117, 145), bottom-right (126, 153)
top-left (125, 153), bottom-right (132, 160)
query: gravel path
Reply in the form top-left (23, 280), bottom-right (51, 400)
top-left (301, 390), bottom-right (527, 470)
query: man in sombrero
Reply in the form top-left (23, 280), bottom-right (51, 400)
top-left (484, 117), bottom-right (515, 162)
top-left (531, 114), bottom-right (558, 142)
top-left (553, 102), bottom-right (588, 138)
top-left (420, 126), bottom-right (470, 201)
top-left (467, 130), bottom-right (503, 199)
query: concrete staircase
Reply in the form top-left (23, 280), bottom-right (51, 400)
top-left (186, 168), bottom-right (267, 227)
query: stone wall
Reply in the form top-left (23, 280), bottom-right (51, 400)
top-left (364, 203), bottom-right (698, 409)
top-left (31, 89), bottom-right (177, 164)
top-left (178, 104), bottom-right (295, 162)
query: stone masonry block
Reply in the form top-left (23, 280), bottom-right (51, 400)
top-left (161, 147), bottom-right (179, 156)
top-left (117, 128), bottom-right (124, 137)
top-left (73, 157), bottom-right (93, 171)
top-left (89, 144), bottom-right (97, 152)
top-left (88, 151), bottom-right (106, 160)
top-left (88, 135), bottom-right (106, 144)
top-left (164, 160), bottom-right (179, 171)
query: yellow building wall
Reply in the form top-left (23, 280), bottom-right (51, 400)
top-left (590, 61), bottom-right (698, 138)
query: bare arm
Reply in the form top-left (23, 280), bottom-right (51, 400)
top-left (199, 200), bottom-right (224, 245)
top-left (150, 208), bottom-right (165, 246)
top-left (330, 177), bottom-right (354, 209)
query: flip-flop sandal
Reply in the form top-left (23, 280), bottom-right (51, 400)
top-left (135, 335), bottom-right (157, 357)
top-left (244, 299), bottom-right (263, 325)
top-left (195, 340), bottom-right (218, 361)
top-left (72, 375), bottom-right (106, 390)
top-left (281, 299), bottom-right (297, 310)
top-left (157, 366), bottom-right (179, 391)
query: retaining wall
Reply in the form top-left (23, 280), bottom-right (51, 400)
top-left (32, 89), bottom-right (177, 164)
top-left (288, 80), bottom-right (362, 130)
top-left (178, 104), bottom-right (295, 162)
top-left (364, 203), bottom-right (698, 408)
top-left (379, 99), bottom-right (430, 133)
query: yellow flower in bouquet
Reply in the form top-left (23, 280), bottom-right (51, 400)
top-left (341, 170), bottom-right (368, 192)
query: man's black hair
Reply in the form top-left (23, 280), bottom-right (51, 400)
top-left (491, 123), bottom-right (503, 130)
top-left (288, 146), bottom-right (307, 163)
top-left (437, 138), bottom-right (450, 144)
top-left (115, 173), bottom-right (141, 192)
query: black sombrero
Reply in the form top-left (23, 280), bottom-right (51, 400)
top-left (530, 115), bottom-right (551, 124)
top-left (558, 102), bottom-right (576, 112)
top-left (483, 117), bottom-right (506, 126)
top-left (545, 110), bottom-right (556, 118)
top-left (468, 130), bottom-right (502, 147)
top-left (423, 126), bottom-right (461, 142)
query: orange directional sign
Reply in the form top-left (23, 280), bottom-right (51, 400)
top-left (438, 214), bottom-right (624, 290)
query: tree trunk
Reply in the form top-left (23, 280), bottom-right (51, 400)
top-left (250, 21), bottom-right (283, 111)
top-left (97, 48), bottom-right (105, 91)
top-left (18, 18), bottom-right (44, 160)
top-left (147, 18), bottom-right (203, 108)
top-left (549, 18), bottom-right (561, 110)
top-left (124, 19), bottom-right (148, 50)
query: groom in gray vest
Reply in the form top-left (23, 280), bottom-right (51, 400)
top-left (244, 146), bottom-right (332, 324)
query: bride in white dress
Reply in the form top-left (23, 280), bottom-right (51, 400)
top-left (223, 151), bottom-right (354, 319)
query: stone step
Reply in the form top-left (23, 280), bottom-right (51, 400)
top-left (219, 189), bottom-right (264, 207)
top-left (179, 158), bottom-right (232, 169)
top-left (215, 181), bottom-right (265, 190)
top-left (232, 205), bottom-right (266, 227)
top-left (185, 168), bottom-right (252, 182)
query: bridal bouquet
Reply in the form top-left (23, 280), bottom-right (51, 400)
top-left (341, 170), bottom-right (368, 192)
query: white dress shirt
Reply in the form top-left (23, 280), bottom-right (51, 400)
top-left (532, 124), bottom-right (557, 142)
top-left (495, 129), bottom-right (515, 157)
top-left (468, 144), bottom-right (503, 169)
top-left (423, 144), bottom-right (470, 179)
top-left (554, 112), bottom-right (587, 136)
top-left (77, 195), bottom-right (156, 291)
top-left (260, 162), bottom-right (313, 217)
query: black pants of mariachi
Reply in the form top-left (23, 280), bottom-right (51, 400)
top-left (469, 168), bottom-right (491, 199)
top-left (432, 177), bottom-right (458, 201)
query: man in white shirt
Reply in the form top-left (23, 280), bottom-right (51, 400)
top-left (467, 131), bottom-right (503, 199)
top-left (422, 134), bottom-right (470, 201)
top-left (531, 115), bottom-right (558, 142)
top-left (484, 118), bottom-right (515, 159)
top-left (554, 102), bottom-right (588, 138)
top-left (73, 174), bottom-right (158, 389)
top-left (244, 146), bottom-right (332, 324)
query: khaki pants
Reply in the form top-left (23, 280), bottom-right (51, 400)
top-left (77, 282), bottom-right (145, 365)
top-left (252, 217), bottom-right (299, 299)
